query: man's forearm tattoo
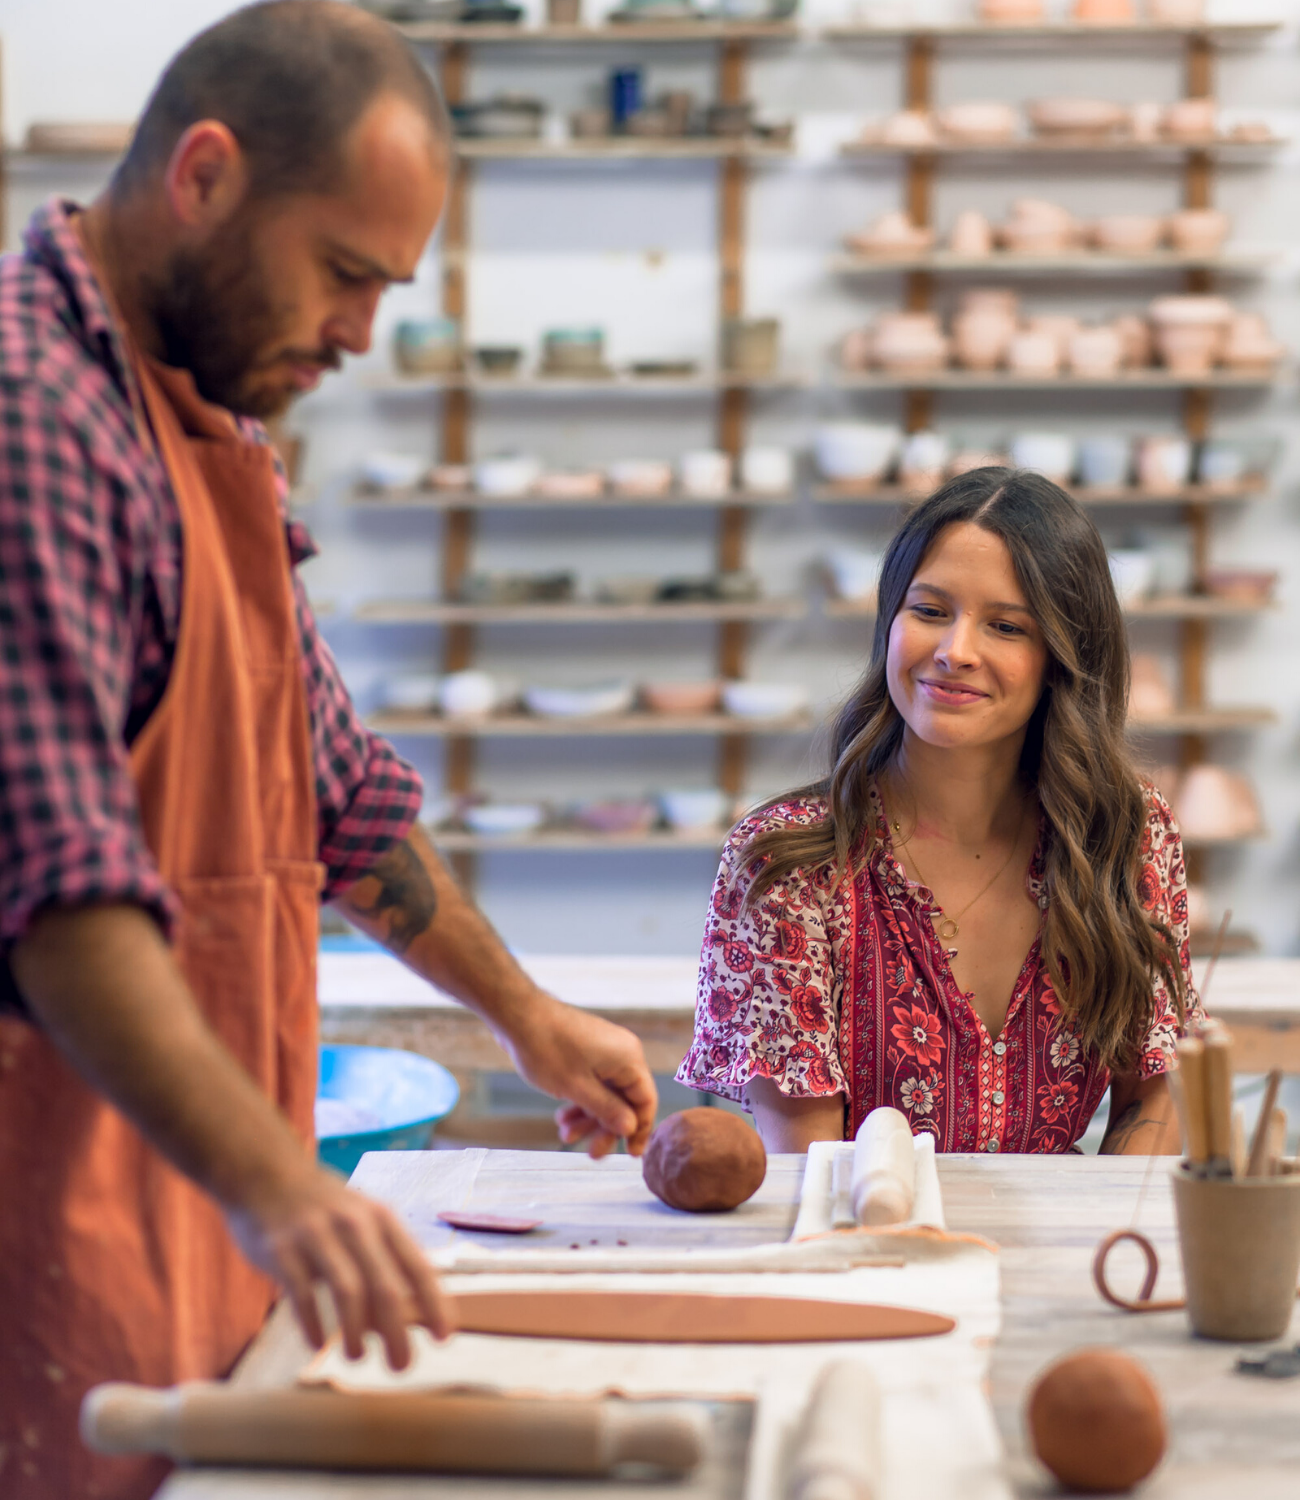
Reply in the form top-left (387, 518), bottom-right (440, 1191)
top-left (347, 838), bottom-right (437, 954)
top-left (1099, 1100), bottom-right (1166, 1155)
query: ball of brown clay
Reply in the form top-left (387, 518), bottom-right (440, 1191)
top-left (642, 1108), bottom-right (767, 1213)
top-left (1027, 1347), bottom-right (1166, 1494)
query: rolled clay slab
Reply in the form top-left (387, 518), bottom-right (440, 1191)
top-left (788, 1359), bottom-right (882, 1500)
top-left (852, 1108), bottom-right (916, 1227)
top-left (451, 1289), bottom-right (954, 1343)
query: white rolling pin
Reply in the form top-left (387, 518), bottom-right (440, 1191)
top-left (851, 1106), bottom-right (916, 1227)
top-left (787, 1359), bottom-right (882, 1500)
top-left (81, 1382), bottom-right (706, 1477)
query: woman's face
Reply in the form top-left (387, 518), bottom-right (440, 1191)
top-left (886, 521), bottom-right (1049, 754)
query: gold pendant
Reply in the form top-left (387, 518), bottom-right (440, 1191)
top-left (936, 917), bottom-right (959, 942)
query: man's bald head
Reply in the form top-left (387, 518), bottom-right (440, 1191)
top-left (115, 0), bottom-right (449, 202)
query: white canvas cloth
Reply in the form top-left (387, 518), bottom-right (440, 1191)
top-left (791, 1136), bottom-right (946, 1242)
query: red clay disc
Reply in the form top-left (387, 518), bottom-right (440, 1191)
top-left (437, 1211), bottom-right (542, 1234)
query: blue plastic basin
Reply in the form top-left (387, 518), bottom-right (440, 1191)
top-left (315, 1044), bottom-right (460, 1177)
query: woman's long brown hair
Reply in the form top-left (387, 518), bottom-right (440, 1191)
top-left (741, 467), bottom-right (1186, 1071)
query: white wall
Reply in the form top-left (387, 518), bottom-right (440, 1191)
top-left (4, 0), bottom-right (1297, 958)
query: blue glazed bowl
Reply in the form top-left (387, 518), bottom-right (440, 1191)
top-left (315, 1044), bottom-right (460, 1178)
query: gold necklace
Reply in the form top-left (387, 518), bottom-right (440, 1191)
top-left (888, 795), bottom-right (1027, 960)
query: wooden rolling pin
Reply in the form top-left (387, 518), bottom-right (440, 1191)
top-left (852, 1107), bottom-right (915, 1227)
top-left (788, 1359), bottom-right (881, 1500)
top-left (81, 1383), bottom-right (706, 1477)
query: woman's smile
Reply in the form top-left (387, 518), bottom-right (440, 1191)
top-left (917, 676), bottom-right (989, 706)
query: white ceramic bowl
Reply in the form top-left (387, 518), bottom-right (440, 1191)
top-left (1108, 549), bottom-right (1157, 607)
top-left (660, 788), bottom-right (730, 832)
top-left (361, 452), bottom-right (427, 491)
top-left (740, 446), bottom-right (795, 494)
top-left (439, 670), bottom-right (500, 717)
top-left (826, 548), bottom-right (883, 602)
top-left (722, 681), bottom-right (809, 719)
top-left (1010, 432), bottom-right (1075, 482)
top-left (380, 674), bottom-right (442, 712)
top-left (463, 803), bottom-right (546, 836)
top-left (607, 459), bottom-right (674, 497)
top-left (523, 681), bottom-right (635, 718)
top-left (813, 423), bottom-right (902, 482)
top-left (679, 450), bottom-right (733, 498)
top-left (475, 455), bottom-right (542, 497)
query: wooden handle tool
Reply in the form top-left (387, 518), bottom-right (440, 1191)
top-left (1202, 1023), bottom-right (1235, 1177)
top-left (1266, 1107), bottom-right (1289, 1176)
top-left (81, 1383), bottom-right (706, 1477)
top-left (1175, 1035), bottom-right (1209, 1170)
top-left (851, 1106), bottom-right (915, 1227)
top-left (788, 1359), bottom-right (881, 1500)
top-left (1246, 1070), bottom-right (1283, 1179)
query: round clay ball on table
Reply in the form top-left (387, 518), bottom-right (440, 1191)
top-left (1026, 1347), bottom-right (1166, 1493)
top-left (642, 1107), bottom-right (767, 1212)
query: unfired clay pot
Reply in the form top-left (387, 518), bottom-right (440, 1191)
top-left (948, 210), bottom-right (994, 257)
top-left (872, 312), bottom-right (950, 375)
top-left (959, 287), bottom-right (1020, 320)
top-left (978, 0), bottom-right (1044, 21)
top-left (936, 102), bottom-right (1019, 144)
top-left (1027, 99), bottom-right (1128, 139)
top-left (1162, 97), bottom-right (1217, 142)
top-left (953, 310), bottom-right (1017, 371)
top-left (1129, 654), bottom-right (1176, 719)
top-left (847, 209), bottom-right (935, 257)
top-left (1173, 765), bottom-right (1262, 843)
top-left (1113, 313), bottom-right (1153, 369)
top-left (1092, 215), bottom-right (1164, 254)
top-left (1026, 314), bottom-right (1081, 358)
top-left (1167, 208), bottom-right (1230, 256)
top-left (1072, 0), bottom-right (1135, 20)
top-left (1066, 324), bottom-right (1123, 378)
top-left (1136, 435), bottom-right (1192, 493)
top-left (1149, 0), bottom-right (1205, 21)
top-left (1148, 295), bottom-right (1233, 376)
top-left (1221, 313), bottom-right (1284, 376)
top-left (1006, 330), bottom-right (1061, 378)
top-left (877, 110), bottom-right (938, 147)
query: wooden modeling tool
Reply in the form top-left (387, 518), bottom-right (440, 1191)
top-left (449, 1289), bottom-right (954, 1343)
top-left (1201, 1024), bottom-right (1235, 1179)
top-left (788, 1359), bottom-right (881, 1500)
top-left (1245, 1070), bottom-right (1283, 1179)
top-left (1230, 1107), bottom-right (1247, 1181)
top-left (1266, 1107), bottom-right (1288, 1176)
top-left (81, 1383), bottom-right (707, 1476)
top-left (1167, 1065), bottom-right (1191, 1159)
top-left (1175, 1036), bottom-right (1209, 1172)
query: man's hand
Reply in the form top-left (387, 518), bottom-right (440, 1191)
top-left (227, 1163), bottom-right (453, 1367)
top-left (496, 994), bottom-right (658, 1157)
top-left (12, 903), bottom-right (451, 1369)
top-left (336, 827), bottom-right (659, 1155)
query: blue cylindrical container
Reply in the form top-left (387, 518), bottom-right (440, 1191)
top-left (610, 67), bottom-right (643, 129)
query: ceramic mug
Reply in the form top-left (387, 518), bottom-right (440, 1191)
top-left (679, 449), bottom-right (733, 498)
top-left (1077, 436), bottom-right (1131, 489)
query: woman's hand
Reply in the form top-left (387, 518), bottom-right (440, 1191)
top-left (1099, 1071), bottom-right (1181, 1155)
top-left (744, 1077), bottom-right (846, 1152)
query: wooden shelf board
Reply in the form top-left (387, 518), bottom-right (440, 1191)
top-left (825, 596), bottom-right (1275, 624)
top-left (427, 825), bottom-right (728, 853)
top-left (398, 20), bottom-right (800, 44)
top-left (812, 481), bottom-right (1265, 508)
top-left (1181, 832), bottom-right (1269, 850)
top-left (351, 485), bottom-right (794, 510)
top-left (355, 597), bottom-right (807, 625)
top-left (829, 370), bottom-right (1282, 392)
top-left (1189, 929), bottom-right (1259, 958)
top-left (831, 250), bottom-right (1276, 276)
top-left (841, 136), bottom-right (1286, 159)
top-left (1129, 708), bottom-right (1278, 733)
top-left (457, 138), bottom-right (792, 160)
top-left (363, 370), bottom-right (805, 395)
top-left (824, 22), bottom-right (1280, 42)
top-left (371, 710), bottom-right (813, 737)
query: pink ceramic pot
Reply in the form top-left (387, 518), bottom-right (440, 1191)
top-left (1221, 314), bottom-right (1284, 376)
top-left (1162, 98), bottom-right (1217, 142)
top-left (1113, 313), bottom-right (1153, 369)
top-left (999, 221), bottom-right (1070, 255)
top-left (1149, 295), bottom-right (1233, 374)
top-left (839, 326), bottom-right (875, 372)
top-left (979, 0), bottom-right (1045, 21)
top-left (1174, 766), bottom-right (1261, 843)
top-left (640, 681), bottom-right (723, 715)
top-left (1202, 568), bottom-right (1277, 606)
top-left (1167, 208), bottom-right (1230, 255)
top-left (877, 111), bottom-right (938, 147)
top-left (1150, 0), bottom-right (1205, 21)
top-left (1129, 654), bottom-right (1176, 719)
top-left (959, 287), bottom-right (1020, 320)
top-left (1092, 215), bottom-right (1165, 254)
top-left (953, 310), bottom-right (1017, 371)
top-left (1006, 330), bottom-right (1061, 378)
top-left (936, 102), bottom-right (1019, 144)
top-left (847, 209), bottom-right (935, 257)
top-left (1026, 314), bottom-right (1081, 358)
top-left (872, 312), bottom-right (950, 374)
top-left (1027, 99), bottom-right (1129, 139)
top-left (948, 210), bottom-right (994, 257)
top-left (1066, 325), bottom-right (1123, 378)
top-left (1136, 435), bottom-right (1192, 493)
top-left (1072, 0), bottom-right (1135, 20)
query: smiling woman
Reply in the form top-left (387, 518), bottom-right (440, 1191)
top-left (677, 468), bottom-right (1202, 1158)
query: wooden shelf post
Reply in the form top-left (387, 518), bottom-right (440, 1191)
top-left (903, 35), bottom-right (934, 434)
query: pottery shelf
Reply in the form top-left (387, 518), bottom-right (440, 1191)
top-left (363, 371), bottom-right (806, 395)
top-left (831, 250), bottom-right (1277, 277)
top-left (1128, 709), bottom-right (1277, 734)
top-left (455, 138), bottom-right (793, 161)
top-left (823, 595), bottom-right (1274, 624)
top-left (811, 480), bottom-right (1264, 508)
top-left (353, 597), bottom-right (807, 626)
top-left (840, 136), bottom-right (1286, 160)
top-left (823, 23), bottom-right (1280, 45)
top-left (370, 710), bottom-right (813, 737)
top-left (350, 485), bottom-right (794, 510)
top-left (830, 370), bottom-right (1282, 392)
top-left (426, 825), bottom-right (729, 854)
top-left (398, 21), bottom-right (800, 45)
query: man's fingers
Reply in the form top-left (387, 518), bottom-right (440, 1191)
top-left (334, 1213), bottom-right (413, 1371)
top-left (277, 1243), bottom-right (325, 1350)
top-left (301, 1231), bottom-right (369, 1360)
top-left (381, 1213), bottom-right (456, 1342)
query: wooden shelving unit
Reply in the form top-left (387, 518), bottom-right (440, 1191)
top-left (363, 370), bottom-right (806, 393)
top-left (397, 21), bottom-right (800, 45)
top-left (350, 485), bottom-right (795, 511)
top-left (355, 597), bottom-right (806, 625)
top-left (830, 18), bottom-right (1281, 945)
top-left (812, 480), bottom-right (1264, 508)
top-left (832, 251), bottom-right (1276, 276)
top-left (830, 370), bottom-right (1283, 391)
top-left (455, 139), bottom-right (792, 160)
top-left (823, 595), bottom-right (1275, 625)
top-left (370, 710), bottom-right (814, 738)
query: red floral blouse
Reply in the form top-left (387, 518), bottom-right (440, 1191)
top-left (677, 783), bottom-right (1201, 1154)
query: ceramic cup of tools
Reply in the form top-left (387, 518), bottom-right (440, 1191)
top-left (1172, 1166), bottom-right (1300, 1340)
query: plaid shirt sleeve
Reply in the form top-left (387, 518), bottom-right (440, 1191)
top-left (286, 543), bottom-right (424, 899)
top-left (0, 379), bottom-right (177, 945)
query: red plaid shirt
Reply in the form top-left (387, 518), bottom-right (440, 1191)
top-left (0, 199), bottom-right (422, 964)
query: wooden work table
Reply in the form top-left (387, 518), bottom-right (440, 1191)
top-left (320, 951), bottom-right (1300, 1076)
top-left (158, 1151), bottom-right (1300, 1498)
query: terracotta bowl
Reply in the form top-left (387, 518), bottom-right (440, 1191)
top-left (953, 310), bottom-right (1016, 371)
top-left (948, 210), bottom-right (994, 257)
top-left (847, 209), bottom-right (935, 257)
top-left (876, 111), bottom-right (938, 147)
top-left (1092, 215), bottom-right (1165, 254)
top-left (979, 0), bottom-right (1045, 22)
top-left (640, 681), bottom-right (723, 715)
top-left (1027, 99), bottom-right (1128, 139)
top-left (1073, 0), bottom-right (1135, 21)
top-left (1167, 208), bottom-right (1230, 256)
top-left (1066, 325), bottom-right (1123, 378)
top-left (1202, 568), bottom-right (1277, 606)
top-left (936, 102), bottom-right (1019, 144)
top-left (1026, 314), bottom-right (1081, 355)
top-left (872, 312), bottom-right (950, 374)
top-left (1006, 330), bottom-right (1061, 378)
top-left (999, 221), bottom-right (1071, 256)
top-left (1153, 324), bottom-right (1220, 377)
top-left (1162, 98), bottom-right (1216, 142)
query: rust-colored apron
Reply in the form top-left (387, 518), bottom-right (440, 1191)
top-left (0, 348), bottom-right (323, 1499)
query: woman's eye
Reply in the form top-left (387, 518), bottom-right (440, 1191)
top-left (992, 621), bottom-right (1024, 636)
top-left (911, 604), bottom-right (944, 619)
top-left (330, 263), bottom-right (367, 287)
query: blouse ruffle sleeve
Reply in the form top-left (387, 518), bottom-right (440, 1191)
top-left (675, 801), bottom-right (848, 1104)
top-left (1134, 785), bottom-right (1204, 1078)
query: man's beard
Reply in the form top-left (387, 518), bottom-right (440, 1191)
top-left (144, 213), bottom-right (337, 420)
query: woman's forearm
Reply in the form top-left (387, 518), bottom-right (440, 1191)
top-left (1099, 1071), bottom-right (1181, 1155)
top-left (743, 1077), bottom-right (846, 1152)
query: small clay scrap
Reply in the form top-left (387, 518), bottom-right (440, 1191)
top-left (1027, 1347), bottom-right (1166, 1494)
top-left (642, 1108), bottom-right (766, 1213)
top-left (1237, 1344), bottom-right (1300, 1380)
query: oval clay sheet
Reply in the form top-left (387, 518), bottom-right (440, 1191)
top-left (451, 1290), bottom-right (954, 1343)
